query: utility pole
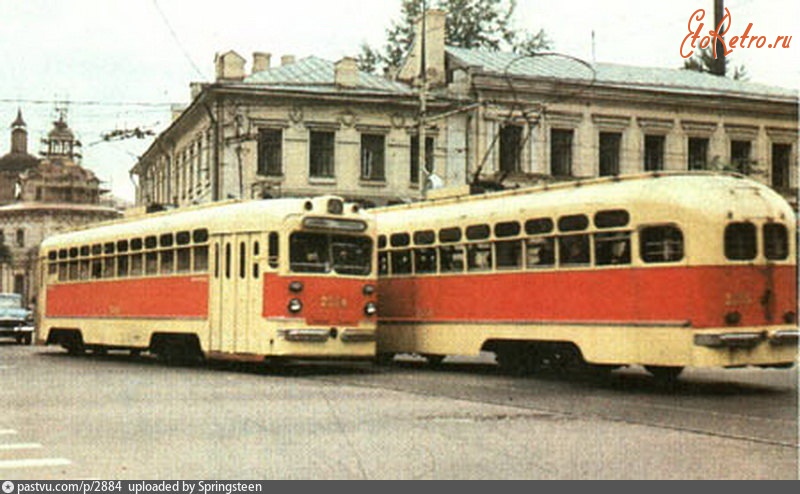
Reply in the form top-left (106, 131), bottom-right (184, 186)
top-left (418, 0), bottom-right (429, 200)
top-left (712, 0), bottom-right (726, 76)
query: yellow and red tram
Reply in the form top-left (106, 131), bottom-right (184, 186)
top-left (374, 173), bottom-right (798, 378)
top-left (37, 196), bottom-right (377, 364)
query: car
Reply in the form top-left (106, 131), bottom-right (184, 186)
top-left (0, 293), bottom-right (34, 345)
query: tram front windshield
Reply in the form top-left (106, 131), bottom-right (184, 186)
top-left (290, 232), bottom-right (372, 275)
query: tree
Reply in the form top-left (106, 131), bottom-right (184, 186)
top-left (359, 0), bottom-right (552, 74)
top-left (683, 47), bottom-right (748, 80)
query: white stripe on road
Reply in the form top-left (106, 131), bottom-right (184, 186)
top-left (0, 458), bottom-right (72, 469)
top-left (0, 430), bottom-right (18, 435)
top-left (0, 443), bottom-right (43, 451)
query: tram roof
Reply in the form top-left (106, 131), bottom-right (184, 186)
top-left (40, 195), bottom-right (369, 249)
top-left (375, 172), bottom-right (794, 227)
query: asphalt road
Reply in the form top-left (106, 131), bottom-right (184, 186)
top-left (1, 341), bottom-right (797, 479)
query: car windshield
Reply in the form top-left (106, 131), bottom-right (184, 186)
top-left (0, 295), bottom-right (22, 309)
top-left (290, 233), bottom-right (372, 276)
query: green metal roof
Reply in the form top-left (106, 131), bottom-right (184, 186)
top-left (446, 46), bottom-right (797, 101)
top-left (244, 56), bottom-right (413, 95)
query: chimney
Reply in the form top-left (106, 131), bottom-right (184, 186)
top-left (281, 55), bottom-right (296, 66)
top-left (334, 57), bottom-right (359, 88)
top-left (397, 9), bottom-right (447, 86)
top-left (252, 52), bottom-right (271, 74)
top-left (190, 82), bottom-right (205, 100)
top-left (214, 50), bottom-right (246, 81)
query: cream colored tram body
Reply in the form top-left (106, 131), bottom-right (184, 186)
top-left (375, 173), bottom-right (797, 377)
top-left (38, 196), bottom-right (377, 363)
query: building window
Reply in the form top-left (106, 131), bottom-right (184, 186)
top-left (410, 135), bottom-right (434, 184)
top-left (551, 129), bottom-right (573, 177)
top-left (688, 137), bottom-right (709, 171)
top-left (771, 143), bottom-right (791, 189)
top-left (361, 134), bottom-right (386, 181)
top-left (16, 229), bottom-right (24, 247)
top-left (730, 140), bottom-right (752, 174)
top-left (309, 130), bottom-right (335, 178)
top-left (258, 129), bottom-right (283, 176)
top-left (598, 132), bottom-right (621, 176)
top-left (499, 124), bottom-right (523, 173)
top-left (644, 135), bottom-right (665, 171)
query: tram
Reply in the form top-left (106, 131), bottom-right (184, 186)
top-left (37, 196), bottom-right (377, 364)
top-left (374, 173), bottom-right (798, 379)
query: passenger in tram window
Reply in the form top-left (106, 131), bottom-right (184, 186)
top-left (526, 237), bottom-right (555, 267)
top-left (559, 235), bottom-right (590, 265)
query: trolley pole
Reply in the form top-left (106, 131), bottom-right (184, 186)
top-left (418, 0), bottom-right (429, 201)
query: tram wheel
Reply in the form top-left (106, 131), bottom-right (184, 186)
top-left (423, 354), bottom-right (445, 367)
top-left (495, 344), bottom-right (539, 376)
top-left (645, 365), bottom-right (684, 382)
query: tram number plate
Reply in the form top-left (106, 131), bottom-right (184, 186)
top-left (320, 295), bottom-right (348, 309)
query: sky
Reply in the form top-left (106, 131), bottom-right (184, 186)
top-left (0, 0), bottom-right (797, 203)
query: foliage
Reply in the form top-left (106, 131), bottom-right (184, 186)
top-left (683, 47), bottom-right (749, 81)
top-left (359, 0), bottom-right (553, 74)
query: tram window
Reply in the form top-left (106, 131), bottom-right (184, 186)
top-left (559, 235), bottom-right (590, 266)
top-left (117, 240), bottom-right (129, 253)
top-left (194, 246), bottom-right (209, 272)
top-left (58, 249), bottom-right (67, 260)
top-left (414, 248), bottom-right (437, 274)
top-left (595, 232), bottom-right (631, 265)
top-left (48, 262), bottom-right (57, 276)
top-left (413, 230), bottom-right (436, 245)
top-left (193, 229), bottom-right (209, 244)
top-left (390, 250), bottom-right (412, 275)
top-left (177, 231), bottom-right (191, 246)
top-left (131, 238), bottom-right (143, 251)
top-left (290, 233), bottom-right (329, 273)
top-left (495, 221), bottom-right (521, 238)
top-left (268, 232), bottom-right (279, 269)
top-left (130, 254), bottom-right (144, 276)
top-left (558, 214), bottom-right (589, 232)
top-left (467, 243), bottom-right (492, 271)
top-left (252, 241), bottom-right (260, 278)
top-left (378, 252), bottom-right (389, 276)
top-left (495, 240), bottom-right (522, 269)
top-left (145, 236), bottom-right (157, 249)
top-left (68, 261), bottom-right (79, 281)
top-left (239, 242), bottom-right (246, 279)
top-left (331, 236), bottom-right (372, 276)
top-left (177, 248), bottom-right (191, 273)
top-left (526, 237), bottom-right (555, 268)
top-left (378, 235), bottom-right (387, 249)
top-left (48, 251), bottom-right (58, 261)
top-left (68, 247), bottom-right (79, 258)
top-left (214, 244), bottom-right (220, 278)
top-left (160, 250), bottom-right (174, 274)
top-left (117, 255), bottom-right (129, 277)
top-left (253, 241), bottom-right (260, 257)
top-left (724, 222), bottom-right (757, 261)
top-left (145, 252), bottom-right (158, 275)
top-left (390, 232), bottom-right (411, 247)
top-left (91, 260), bottom-right (103, 279)
top-left (594, 210), bottom-right (630, 229)
top-left (439, 246), bottom-right (465, 273)
top-left (764, 224), bottom-right (789, 260)
top-left (439, 227), bottom-right (462, 243)
top-left (79, 246), bottom-right (90, 257)
top-left (103, 257), bottom-right (115, 278)
top-left (225, 243), bottom-right (231, 279)
top-left (640, 226), bottom-right (684, 263)
top-left (58, 263), bottom-right (68, 282)
top-left (91, 244), bottom-right (102, 256)
top-left (79, 260), bottom-right (90, 280)
top-left (104, 242), bottom-right (115, 255)
top-left (160, 233), bottom-right (174, 248)
top-left (466, 224), bottom-right (490, 240)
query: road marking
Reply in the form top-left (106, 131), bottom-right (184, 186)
top-left (0, 430), bottom-right (17, 435)
top-left (0, 443), bottom-right (43, 451)
top-left (0, 458), bottom-right (72, 469)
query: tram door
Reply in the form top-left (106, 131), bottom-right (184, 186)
top-left (209, 233), bottom-right (264, 355)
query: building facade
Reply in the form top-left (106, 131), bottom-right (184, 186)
top-left (0, 111), bottom-right (120, 304)
top-left (132, 10), bottom-right (798, 210)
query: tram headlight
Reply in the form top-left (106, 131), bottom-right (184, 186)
top-left (362, 284), bottom-right (375, 296)
top-left (288, 298), bottom-right (303, 314)
top-left (364, 301), bottom-right (377, 316)
top-left (724, 311), bottom-right (742, 326)
top-left (289, 281), bottom-right (304, 293)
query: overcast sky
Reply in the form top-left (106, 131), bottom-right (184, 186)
top-left (0, 0), bottom-right (796, 202)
